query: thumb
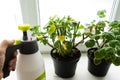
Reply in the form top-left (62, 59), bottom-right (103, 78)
top-left (0, 40), bottom-right (15, 54)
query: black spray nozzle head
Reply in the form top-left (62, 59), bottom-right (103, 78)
top-left (23, 31), bottom-right (28, 40)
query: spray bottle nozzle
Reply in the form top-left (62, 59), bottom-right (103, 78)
top-left (18, 24), bottom-right (30, 41)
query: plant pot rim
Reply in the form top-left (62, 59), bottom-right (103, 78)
top-left (87, 47), bottom-right (111, 65)
top-left (50, 48), bottom-right (81, 63)
top-left (87, 47), bottom-right (97, 59)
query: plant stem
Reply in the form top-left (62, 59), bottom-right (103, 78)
top-left (96, 40), bottom-right (100, 48)
top-left (72, 36), bottom-right (75, 47)
top-left (72, 26), bottom-right (76, 46)
top-left (99, 27), bottom-right (112, 48)
top-left (100, 39), bottom-right (106, 48)
top-left (74, 34), bottom-right (89, 47)
top-left (47, 42), bottom-right (54, 48)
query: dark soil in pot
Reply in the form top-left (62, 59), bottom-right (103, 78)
top-left (50, 48), bottom-right (81, 78)
top-left (87, 48), bottom-right (111, 77)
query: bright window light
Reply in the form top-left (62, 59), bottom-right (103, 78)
top-left (0, 0), bottom-right (23, 41)
top-left (37, 0), bottom-right (115, 52)
top-left (39, 0), bottom-right (114, 27)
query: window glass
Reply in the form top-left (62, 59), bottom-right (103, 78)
top-left (0, 0), bottom-right (22, 41)
top-left (39, 0), bottom-right (114, 27)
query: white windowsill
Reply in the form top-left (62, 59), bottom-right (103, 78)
top-left (3, 53), bottom-right (120, 80)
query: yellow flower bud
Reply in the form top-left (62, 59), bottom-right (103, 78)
top-left (37, 36), bottom-right (43, 41)
top-left (58, 36), bottom-right (65, 42)
top-left (62, 43), bottom-right (67, 50)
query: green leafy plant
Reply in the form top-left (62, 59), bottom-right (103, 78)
top-left (30, 15), bottom-right (88, 57)
top-left (85, 10), bottom-right (120, 66)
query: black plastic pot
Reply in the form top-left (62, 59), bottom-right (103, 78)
top-left (50, 48), bottom-right (81, 78)
top-left (87, 48), bottom-right (111, 77)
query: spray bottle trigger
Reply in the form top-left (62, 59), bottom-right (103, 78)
top-left (2, 43), bottom-right (21, 78)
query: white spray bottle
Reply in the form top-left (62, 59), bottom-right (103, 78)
top-left (2, 24), bottom-right (46, 80)
top-left (16, 24), bottom-right (46, 80)
top-left (3, 24), bottom-right (46, 80)
top-left (16, 41), bottom-right (46, 80)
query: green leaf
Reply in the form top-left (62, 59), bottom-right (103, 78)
top-left (94, 48), bottom-right (105, 60)
top-left (104, 47), bottom-right (115, 63)
top-left (109, 40), bottom-right (120, 48)
top-left (109, 21), bottom-right (119, 28)
top-left (79, 25), bottom-right (85, 29)
top-left (105, 47), bottom-right (114, 57)
top-left (113, 57), bottom-right (120, 66)
top-left (116, 48), bottom-right (120, 56)
top-left (111, 29), bottom-right (120, 35)
top-left (85, 39), bottom-right (95, 48)
top-left (97, 10), bottom-right (106, 18)
top-left (91, 20), bottom-right (96, 24)
top-left (30, 25), bottom-right (41, 36)
top-left (95, 35), bottom-right (100, 40)
top-left (102, 32), bottom-right (114, 41)
top-left (96, 29), bottom-right (101, 34)
top-left (64, 41), bottom-right (72, 51)
top-left (94, 58), bottom-right (102, 65)
top-left (97, 21), bottom-right (106, 29)
top-left (50, 32), bottom-right (57, 43)
top-left (48, 24), bottom-right (56, 35)
top-left (54, 40), bottom-right (61, 48)
top-left (116, 35), bottom-right (120, 42)
top-left (75, 33), bottom-right (81, 37)
top-left (42, 39), bottom-right (48, 45)
top-left (105, 57), bottom-right (113, 64)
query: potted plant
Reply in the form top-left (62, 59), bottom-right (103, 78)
top-left (84, 10), bottom-right (120, 77)
top-left (30, 15), bottom-right (88, 78)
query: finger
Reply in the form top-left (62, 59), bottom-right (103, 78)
top-left (0, 40), bottom-right (15, 47)
top-left (0, 40), bottom-right (15, 54)
top-left (13, 51), bottom-right (18, 58)
top-left (8, 58), bottom-right (17, 71)
top-left (8, 51), bottom-right (17, 71)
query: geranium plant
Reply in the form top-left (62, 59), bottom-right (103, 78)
top-left (30, 15), bottom-right (88, 57)
top-left (85, 10), bottom-right (120, 66)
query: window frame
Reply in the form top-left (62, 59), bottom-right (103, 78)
top-left (109, 0), bottom-right (120, 21)
top-left (19, 0), bottom-right (40, 26)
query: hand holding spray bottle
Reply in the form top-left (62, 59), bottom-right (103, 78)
top-left (3, 24), bottom-right (46, 80)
